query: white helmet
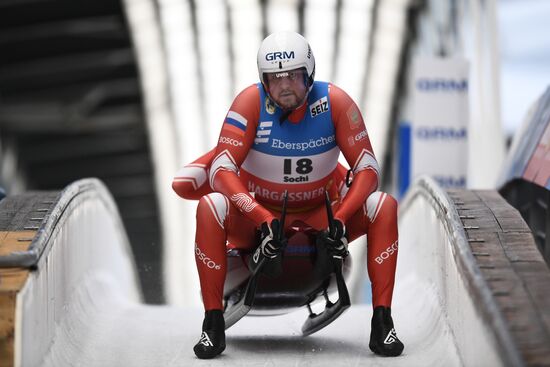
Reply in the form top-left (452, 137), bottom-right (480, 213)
top-left (257, 31), bottom-right (315, 91)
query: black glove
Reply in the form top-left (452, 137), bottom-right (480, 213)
top-left (249, 219), bottom-right (287, 277)
top-left (317, 219), bottom-right (349, 258)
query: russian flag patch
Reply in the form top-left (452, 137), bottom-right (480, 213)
top-left (224, 111), bottom-right (247, 133)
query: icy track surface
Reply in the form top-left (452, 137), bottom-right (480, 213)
top-left (43, 302), bottom-right (460, 367)
top-left (41, 238), bottom-right (461, 367)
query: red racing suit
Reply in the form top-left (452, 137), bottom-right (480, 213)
top-left (173, 82), bottom-right (399, 311)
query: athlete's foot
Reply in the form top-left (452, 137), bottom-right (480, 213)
top-left (369, 306), bottom-right (404, 356)
top-left (193, 310), bottom-right (226, 359)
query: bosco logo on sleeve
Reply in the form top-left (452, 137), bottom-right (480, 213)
top-left (219, 136), bottom-right (243, 147)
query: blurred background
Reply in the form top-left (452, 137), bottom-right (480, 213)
top-left (0, 0), bottom-right (548, 305)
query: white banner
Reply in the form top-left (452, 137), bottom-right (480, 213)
top-left (408, 57), bottom-right (469, 190)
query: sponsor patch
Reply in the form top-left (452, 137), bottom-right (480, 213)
top-left (195, 243), bottom-right (222, 270)
top-left (270, 135), bottom-right (335, 151)
top-left (218, 136), bottom-right (243, 147)
top-left (248, 182), bottom-right (325, 202)
top-left (375, 240), bottom-right (398, 264)
top-left (265, 97), bottom-right (276, 115)
top-left (346, 105), bottom-right (361, 130)
top-left (309, 96), bottom-right (329, 117)
top-left (255, 121), bottom-right (273, 144)
top-left (265, 51), bottom-right (295, 61)
top-left (355, 129), bottom-right (368, 142)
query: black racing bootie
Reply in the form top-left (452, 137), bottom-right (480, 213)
top-left (369, 306), bottom-right (404, 357)
top-left (193, 310), bottom-right (226, 359)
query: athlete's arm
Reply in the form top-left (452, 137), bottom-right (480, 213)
top-left (209, 85), bottom-right (276, 226)
top-left (329, 84), bottom-right (380, 224)
top-left (172, 148), bottom-right (216, 200)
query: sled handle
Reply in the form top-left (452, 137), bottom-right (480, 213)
top-left (278, 190), bottom-right (288, 240)
top-left (324, 191), bottom-right (335, 235)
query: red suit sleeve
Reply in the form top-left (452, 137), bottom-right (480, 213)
top-left (209, 85), bottom-right (275, 226)
top-left (329, 83), bottom-right (380, 224)
top-left (172, 148), bottom-right (216, 200)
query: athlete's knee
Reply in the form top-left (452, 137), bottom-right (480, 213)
top-left (197, 193), bottom-right (230, 228)
top-left (365, 192), bottom-right (397, 223)
top-left (382, 193), bottom-right (398, 213)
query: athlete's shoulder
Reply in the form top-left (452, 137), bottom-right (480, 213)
top-left (229, 84), bottom-right (262, 124)
top-left (327, 83), bottom-right (354, 103)
top-left (234, 84), bottom-right (261, 102)
top-left (327, 83), bottom-right (363, 126)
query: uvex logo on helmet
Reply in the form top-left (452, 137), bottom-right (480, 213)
top-left (265, 51), bottom-right (295, 61)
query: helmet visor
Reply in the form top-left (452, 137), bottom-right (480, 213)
top-left (263, 68), bottom-right (308, 88)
